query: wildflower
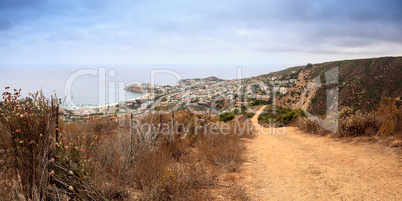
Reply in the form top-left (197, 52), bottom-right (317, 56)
top-left (19, 141), bottom-right (23, 144)
top-left (40, 134), bottom-right (42, 137)
top-left (75, 147), bottom-right (78, 150)
top-left (69, 171), bottom-right (73, 175)
top-left (15, 129), bottom-right (21, 133)
top-left (64, 145), bottom-right (69, 149)
top-left (69, 186), bottom-right (73, 191)
top-left (62, 137), bottom-right (67, 142)
top-left (50, 158), bottom-right (55, 162)
top-left (20, 114), bottom-right (24, 118)
top-left (80, 148), bottom-right (85, 152)
top-left (50, 170), bottom-right (55, 175)
top-left (28, 92), bottom-right (31, 96)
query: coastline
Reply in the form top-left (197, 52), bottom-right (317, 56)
top-left (69, 92), bottom-right (150, 111)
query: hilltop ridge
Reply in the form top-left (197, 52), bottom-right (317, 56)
top-left (179, 76), bottom-right (223, 85)
top-left (252, 56), bottom-right (402, 114)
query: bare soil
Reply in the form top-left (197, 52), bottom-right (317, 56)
top-left (238, 106), bottom-right (402, 200)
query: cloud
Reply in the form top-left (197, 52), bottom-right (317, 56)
top-left (0, 0), bottom-right (401, 64)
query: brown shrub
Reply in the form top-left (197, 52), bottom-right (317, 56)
top-left (0, 89), bottom-right (105, 200)
top-left (227, 184), bottom-right (249, 201)
top-left (0, 89), bottom-right (58, 200)
top-left (1, 96), bottom-right (248, 200)
top-left (0, 148), bottom-right (25, 200)
top-left (376, 97), bottom-right (398, 136)
top-left (199, 132), bottom-right (245, 172)
top-left (89, 130), bottom-right (133, 199)
top-left (339, 110), bottom-right (376, 137)
top-left (297, 116), bottom-right (319, 134)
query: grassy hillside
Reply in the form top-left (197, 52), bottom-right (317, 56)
top-left (306, 57), bottom-right (402, 115)
top-left (253, 56), bottom-right (401, 137)
top-left (266, 56), bottom-right (401, 115)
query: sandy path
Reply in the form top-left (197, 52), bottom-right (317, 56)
top-left (239, 106), bottom-right (402, 200)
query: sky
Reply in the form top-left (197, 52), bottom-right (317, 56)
top-left (0, 0), bottom-right (402, 100)
top-left (0, 0), bottom-right (401, 66)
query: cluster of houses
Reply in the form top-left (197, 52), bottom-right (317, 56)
top-left (65, 73), bottom-right (299, 117)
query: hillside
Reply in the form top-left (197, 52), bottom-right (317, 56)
top-left (264, 56), bottom-right (402, 115)
top-left (179, 76), bottom-right (223, 85)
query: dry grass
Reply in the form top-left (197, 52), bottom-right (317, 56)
top-left (198, 124), bottom-right (246, 172)
top-left (227, 184), bottom-right (249, 201)
top-left (297, 98), bottom-right (402, 147)
top-left (61, 111), bottom-right (248, 200)
top-left (0, 89), bottom-right (105, 200)
top-left (0, 90), bottom-right (58, 200)
top-left (0, 89), bottom-right (251, 200)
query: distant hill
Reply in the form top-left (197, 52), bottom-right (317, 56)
top-left (255, 66), bottom-right (301, 79)
top-left (179, 76), bottom-right (222, 85)
top-left (256, 56), bottom-right (402, 115)
top-left (124, 83), bottom-right (156, 93)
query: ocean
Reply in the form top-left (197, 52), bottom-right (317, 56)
top-left (0, 63), bottom-right (286, 108)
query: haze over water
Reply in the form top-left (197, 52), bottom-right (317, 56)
top-left (0, 63), bottom-right (283, 107)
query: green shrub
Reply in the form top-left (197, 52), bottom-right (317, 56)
top-left (233, 108), bottom-right (239, 114)
top-left (219, 112), bottom-right (235, 122)
top-left (241, 106), bottom-right (247, 114)
top-left (280, 108), bottom-right (306, 124)
top-left (249, 99), bottom-right (269, 106)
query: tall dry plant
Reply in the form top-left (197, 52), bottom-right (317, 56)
top-left (0, 88), bottom-right (59, 200)
top-left (0, 88), bottom-right (105, 200)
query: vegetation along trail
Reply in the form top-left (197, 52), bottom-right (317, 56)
top-left (239, 106), bottom-right (402, 200)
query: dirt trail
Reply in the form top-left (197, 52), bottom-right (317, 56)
top-left (239, 106), bottom-right (402, 200)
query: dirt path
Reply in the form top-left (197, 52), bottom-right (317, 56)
top-left (239, 106), bottom-right (402, 200)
